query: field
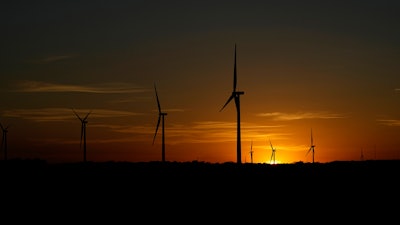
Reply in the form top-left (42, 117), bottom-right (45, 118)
top-left (1, 159), bottom-right (398, 221)
top-left (1, 159), bottom-right (399, 186)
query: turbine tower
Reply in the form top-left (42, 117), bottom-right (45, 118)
top-left (1, 123), bottom-right (9, 161)
top-left (306, 128), bottom-right (315, 163)
top-left (220, 43), bottom-right (245, 164)
top-left (72, 109), bottom-right (91, 163)
top-left (269, 139), bottom-right (276, 164)
top-left (153, 83), bottom-right (168, 162)
top-left (249, 140), bottom-right (254, 164)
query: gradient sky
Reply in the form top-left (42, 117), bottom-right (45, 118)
top-left (1, 0), bottom-right (400, 164)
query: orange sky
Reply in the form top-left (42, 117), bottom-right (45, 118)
top-left (1, 1), bottom-right (400, 164)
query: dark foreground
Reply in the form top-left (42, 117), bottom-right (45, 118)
top-left (1, 158), bottom-right (399, 176)
top-left (1, 159), bottom-right (399, 221)
top-left (1, 159), bottom-right (399, 187)
top-left (1, 158), bottom-right (399, 178)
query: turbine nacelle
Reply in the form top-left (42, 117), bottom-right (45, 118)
top-left (234, 91), bottom-right (244, 95)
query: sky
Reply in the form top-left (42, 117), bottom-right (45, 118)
top-left (1, 0), bottom-right (400, 164)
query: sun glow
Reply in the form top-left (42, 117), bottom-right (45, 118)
top-left (268, 160), bottom-right (281, 165)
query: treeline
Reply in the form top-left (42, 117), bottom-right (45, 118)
top-left (1, 158), bottom-right (399, 179)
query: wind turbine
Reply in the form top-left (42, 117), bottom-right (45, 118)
top-left (220, 43), bottom-right (245, 164)
top-left (269, 139), bottom-right (276, 164)
top-left (249, 140), bottom-right (254, 164)
top-left (72, 109), bottom-right (91, 163)
top-left (306, 128), bottom-right (315, 163)
top-left (152, 83), bottom-right (167, 162)
top-left (0, 123), bottom-right (9, 161)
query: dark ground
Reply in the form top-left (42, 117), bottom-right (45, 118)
top-left (1, 159), bottom-right (399, 221)
top-left (1, 158), bottom-right (399, 178)
top-left (1, 159), bottom-right (399, 191)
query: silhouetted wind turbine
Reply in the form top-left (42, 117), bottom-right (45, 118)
top-left (306, 128), bottom-right (315, 163)
top-left (220, 43), bottom-right (245, 164)
top-left (152, 83), bottom-right (168, 162)
top-left (249, 140), bottom-right (254, 164)
top-left (72, 109), bottom-right (91, 163)
top-left (269, 139), bottom-right (276, 164)
top-left (1, 123), bottom-right (9, 161)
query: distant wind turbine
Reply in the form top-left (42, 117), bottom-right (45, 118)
top-left (220, 43), bottom-right (245, 164)
top-left (72, 109), bottom-right (91, 163)
top-left (269, 139), bottom-right (276, 164)
top-left (306, 128), bottom-right (315, 163)
top-left (1, 123), bottom-right (9, 161)
top-left (249, 140), bottom-right (254, 164)
top-left (152, 83), bottom-right (168, 162)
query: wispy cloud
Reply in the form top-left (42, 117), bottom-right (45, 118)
top-left (79, 120), bottom-right (288, 145)
top-left (75, 109), bottom-right (144, 118)
top-left (1, 108), bottom-right (143, 122)
top-left (149, 121), bottom-right (289, 145)
top-left (19, 118), bottom-right (294, 148)
top-left (377, 119), bottom-right (400, 126)
top-left (256, 111), bottom-right (346, 121)
top-left (150, 108), bottom-right (186, 114)
top-left (109, 96), bottom-right (153, 104)
top-left (28, 55), bottom-right (75, 64)
top-left (13, 80), bottom-right (150, 94)
top-left (191, 121), bottom-right (281, 130)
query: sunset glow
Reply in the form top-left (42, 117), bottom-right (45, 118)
top-left (1, 1), bottom-right (400, 164)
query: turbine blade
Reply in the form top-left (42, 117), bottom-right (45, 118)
top-left (0, 123), bottom-right (3, 130)
top-left (269, 139), bottom-right (273, 150)
top-left (220, 94), bottom-right (234, 112)
top-left (310, 128), bottom-right (313, 145)
top-left (233, 43), bottom-right (237, 92)
top-left (152, 115), bottom-right (161, 145)
top-left (72, 108), bottom-right (83, 121)
top-left (154, 83), bottom-right (162, 113)
top-left (83, 110), bottom-right (92, 121)
top-left (306, 147), bottom-right (312, 156)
